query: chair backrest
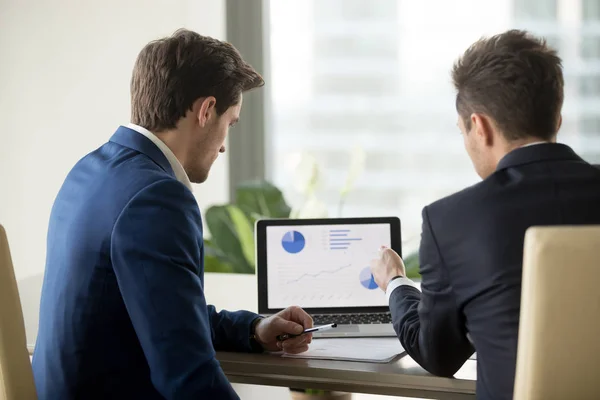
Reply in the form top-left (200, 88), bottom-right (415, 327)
top-left (514, 225), bottom-right (600, 400)
top-left (0, 224), bottom-right (37, 400)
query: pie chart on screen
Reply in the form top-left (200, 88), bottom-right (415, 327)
top-left (282, 231), bottom-right (306, 254)
top-left (359, 267), bottom-right (378, 290)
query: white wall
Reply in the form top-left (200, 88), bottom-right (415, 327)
top-left (0, 0), bottom-right (229, 338)
top-left (0, 0), bottom-right (229, 280)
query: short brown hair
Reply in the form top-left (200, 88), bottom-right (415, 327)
top-left (452, 29), bottom-right (564, 141)
top-left (130, 29), bottom-right (264, 132)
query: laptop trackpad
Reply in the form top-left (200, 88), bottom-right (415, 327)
top-left (334, 325), bottom-right (359, 332)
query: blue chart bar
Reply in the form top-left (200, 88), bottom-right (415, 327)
top-left (329, 229), bottom-right (362, 250)
top-left (330, 241), bottom-right (350, 250)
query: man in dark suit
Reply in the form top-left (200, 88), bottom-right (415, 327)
top-left (32, 29), bottom-right (313, 400)
top-left (370, 30), bottom-right (600, 400)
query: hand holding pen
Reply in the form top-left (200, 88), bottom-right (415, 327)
top-left (253, 306), bottom-right (314, 354)
top-left (277, 323), bottom-right (338, 341)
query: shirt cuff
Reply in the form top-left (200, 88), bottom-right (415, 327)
top-left (386, 276), bottom-right (420, 303)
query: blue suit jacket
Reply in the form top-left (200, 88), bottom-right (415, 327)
top-left (32, 126), bottom-right (260, 400)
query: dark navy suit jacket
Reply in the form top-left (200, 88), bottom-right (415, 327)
top-left (32, 126), bottom-right (260, 400)
top-left (389, 144), bottom-right (600, 399)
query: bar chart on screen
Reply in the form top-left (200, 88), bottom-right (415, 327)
top-left (266, 223), bottom-right (392, 309)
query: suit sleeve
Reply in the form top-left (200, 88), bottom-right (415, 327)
top-left (111, 179), bottom-right (256, 399)
top-left (207, 305), bottom-right (263, 353)
top-left (389, 206), bottom-right (474, 377)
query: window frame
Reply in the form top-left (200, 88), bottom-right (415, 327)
top-left (225, 0), bottom-right (270, 200)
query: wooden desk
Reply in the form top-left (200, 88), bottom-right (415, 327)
top-left (217, 352), bottom-right (476, 399)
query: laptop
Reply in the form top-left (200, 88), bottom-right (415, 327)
top-left (255, 217), bottom-right (401, 338)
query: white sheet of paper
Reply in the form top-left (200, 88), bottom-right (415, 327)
top-left (282, 337), bottom-right (405, 363)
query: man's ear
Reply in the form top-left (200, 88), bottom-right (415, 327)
top-left (195, 96), bottom-right (217, 127)
top-left (471, 113), bottom-right (494, 147)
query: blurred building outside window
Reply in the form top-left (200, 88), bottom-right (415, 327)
top-left (266, 0), bottom-right (600, 255)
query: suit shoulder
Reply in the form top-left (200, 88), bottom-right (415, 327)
top-left (56, 141), bottom-right (189, 222)
top-left (425, 179), bottom-right (491, 217)
top-left (76, 141), bottom-right (179, 194)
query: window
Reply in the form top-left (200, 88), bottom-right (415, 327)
top-left (262, 0), bottom-right (600, 255)
top-left (579, 0), bottom-right (600, 158)
top-left (583, 0), bottom-right (600, 20)
top-left (581, 37), bottom-right (600, 60)
top-left (514, 0), bottom-right (557, 21)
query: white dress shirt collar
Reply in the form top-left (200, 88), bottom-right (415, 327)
top-left (126, 123), bottom-right (193, 191)
top-left (520, 141), bottom-right (549, 148)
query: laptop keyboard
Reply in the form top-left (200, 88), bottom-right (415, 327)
top-left (312, 312), bottom-right (392, 325)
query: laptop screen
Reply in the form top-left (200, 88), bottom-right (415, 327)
top-left (265, 223), bottom-right (391, 309)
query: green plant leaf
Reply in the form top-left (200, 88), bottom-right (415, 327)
top-left (202, 180), bottom-right (293, 275)
top-left (404, 252), bottom-right (421, 279)
top-left (226, 205), bottom-right (255, 268)
top-left (204, 252), bottom-right (233, 273)
top-left (235, 180), bottom-right (291, 219)
top-left (204, 237), bottom-right (235, 266)
top-left (304, 389), bottom-right (328, 395)
top-left (205, 204), bottom-right (254, 274)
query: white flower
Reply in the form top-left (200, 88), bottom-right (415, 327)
top-left (291, 152), bottom-right (321, 196)
top-left (340, 146), bottom-right (366, 198)
top-left (291, 195), bottom-right (329, 218)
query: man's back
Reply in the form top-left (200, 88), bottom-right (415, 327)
top-left (426, 143), bottom-right (600, 398)
top-left (32, 131), bottom-right (187, 399)
top-left (373, 29), bottom-right (598, 400)
top-left (32, 29), bottom-right (314, 400)
top-left (32, 127), bottom-right (257, 400)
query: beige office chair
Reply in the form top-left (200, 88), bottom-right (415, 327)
top-left (514, 226), bottom-right (600, 400)
top-left (0, 224), bottom-right (37, 400)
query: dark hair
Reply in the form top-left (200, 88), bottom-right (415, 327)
top-left (130, 29), bottom-right (264, 132)
top-left (452, 29), bottom-right (564, 141)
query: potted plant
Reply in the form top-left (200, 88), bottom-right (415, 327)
top-left (404, 251), bottom-right (420, 279)
top-left (203, 180), bottom-right (291, 274)
top-left (203, 147), bottom-right (367, 273)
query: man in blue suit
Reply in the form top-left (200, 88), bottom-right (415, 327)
top-left (370, 30), bottom-right (600, 399)
top-left (32, 29), bottom-right (313, 399)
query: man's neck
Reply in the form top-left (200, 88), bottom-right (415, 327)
top-left (153, 129), bottom-right (189, 171)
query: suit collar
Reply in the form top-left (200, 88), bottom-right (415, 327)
top-left (496, 143), bottom-right (584, 171)
top-left (126, 123), bottom-right (193, 191)
top-left (109, 126), bottom-right (175, 178)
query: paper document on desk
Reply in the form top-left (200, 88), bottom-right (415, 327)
top-left (282, 338), bottom-right (405, 363)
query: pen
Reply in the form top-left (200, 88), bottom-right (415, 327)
top-left (276, 323), bottom-right (338, 341)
